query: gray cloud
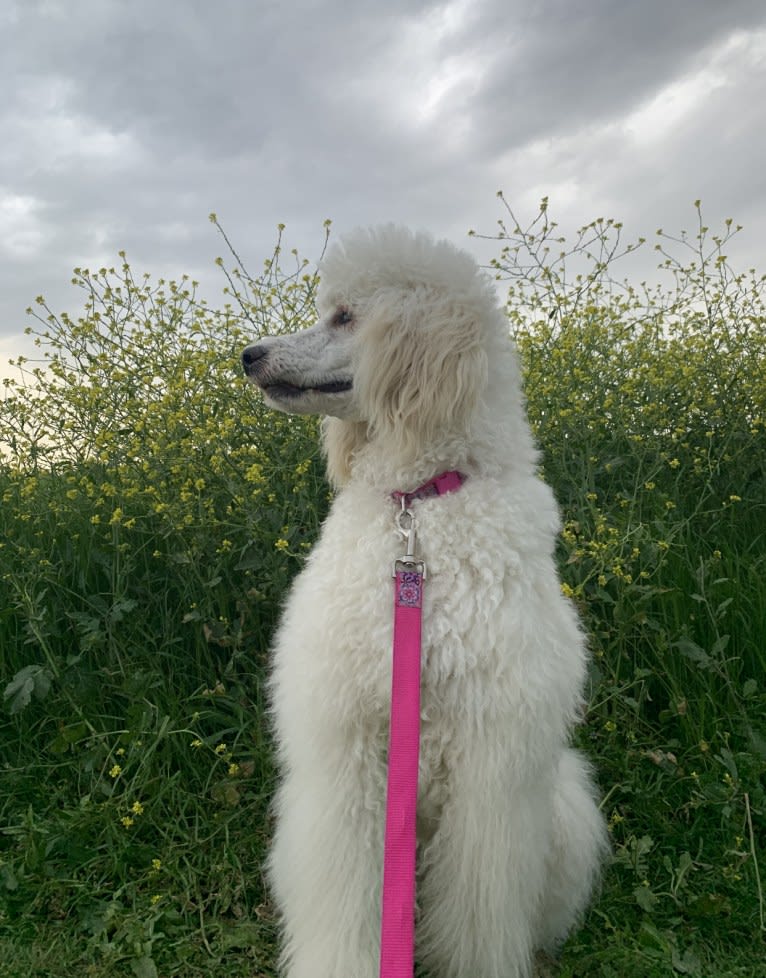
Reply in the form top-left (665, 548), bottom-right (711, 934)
top-left (470, 0), bottom-right (766, 143)
top-left (2, 0), bottom-right (765, 364)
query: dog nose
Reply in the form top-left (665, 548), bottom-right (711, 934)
top-left (242, 343), bottom-right (268, 374)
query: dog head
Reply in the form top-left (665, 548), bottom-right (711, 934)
top-left (241, 306), bottom-right (357, 420)
top-left (242, 226), bottom-right (496, 479)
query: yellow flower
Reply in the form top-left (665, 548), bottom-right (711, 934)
top-left (151, 858), bottom-right (162, 871)
top-left (131, 801), bottom-right (144, 816)
top-left (214, 742), bottom-right (227, 755)
top-left (274, 538), bottom-right (289, 551)
top-left (150, 894), bottom-right (162, 905)
top-left (560, 582), bottom-right (574, 598)
top-left (228, 763), bottom-right (240, 777)
top-left (190, 738), bottom-right (203, 749)
top-left (121, 816), bottom-right (134, 829)
top-left (109, 764), bottom-right (122, 778)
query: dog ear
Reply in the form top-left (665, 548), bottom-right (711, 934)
top-left (354, 287), bottom-right (488, 462)
top-left (321, 417), bottom-right (369, 488)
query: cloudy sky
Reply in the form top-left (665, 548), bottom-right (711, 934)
top-left (2, 0), bottom-right (765, 374)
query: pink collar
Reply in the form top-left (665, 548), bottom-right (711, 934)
top-left (391, 470), bottom-right (466, 508)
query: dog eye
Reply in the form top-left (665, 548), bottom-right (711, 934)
top-left (333, 308), bottom-right (353, 326)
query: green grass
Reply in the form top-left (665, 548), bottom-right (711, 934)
top-left (1, 205), bottom-right (764, 976)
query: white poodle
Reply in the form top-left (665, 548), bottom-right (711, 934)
top-left (242, 226), bottom-right (608, 978)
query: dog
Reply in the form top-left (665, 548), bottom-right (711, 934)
top-left (242, 225), bottom-right (608, 978)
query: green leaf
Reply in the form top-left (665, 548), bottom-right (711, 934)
top-left (673, 638), bottom-right (713, 670)
top-left (130, 957), bottom-right (158, 978)
top-left (710, 634), bottom-right (730, 657)
top-left (49, 721), bottom-right (89, 754)
top-left (0, 864), bottom-right (19, 892)
top-left (3, 665), bottom-right (53, 714)
top-left (672, 946), bottom-right (702, 974)
top-left (634, 884), bottom-right (659, 912)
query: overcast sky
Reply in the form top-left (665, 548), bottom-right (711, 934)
top-left (2, 0), bottom-right (765, 374)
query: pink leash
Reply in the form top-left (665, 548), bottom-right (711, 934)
top-left (379, 472), bottom-right (465, 978)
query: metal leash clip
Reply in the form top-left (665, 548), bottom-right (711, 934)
top-left (393, 498), bottom-right (426, 578)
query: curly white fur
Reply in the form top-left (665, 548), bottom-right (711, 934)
top-left (242, 226), bottom-right (609, 978)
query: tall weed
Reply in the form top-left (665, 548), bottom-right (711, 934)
top-left (0, 204), bottom-right (764, 974)
top-left (474, 197), bottom-right (766, 967)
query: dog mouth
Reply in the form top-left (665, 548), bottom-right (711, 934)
top-left (261, 378), bottom-right (353, 399)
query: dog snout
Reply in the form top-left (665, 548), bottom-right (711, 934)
top-left (242, 342), bottom-right (269, 377)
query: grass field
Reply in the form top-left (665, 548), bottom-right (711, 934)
top-left (1, 205), bottom-right (764, 976)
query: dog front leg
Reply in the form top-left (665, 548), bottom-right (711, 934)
top-left (268, 750), bottom-right (385, 978)
top-left (416, 736), bottom-right (552, 978)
